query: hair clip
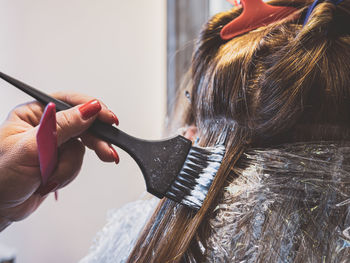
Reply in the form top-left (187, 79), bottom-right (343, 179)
top-left (303, 0), bottom-right (344, 26)
top-left (36, 102), bottom-right (59, 200)
top-left (36, 102), bottom-right (58, 186)
top-left (220, 0), bottom-right (298, 40)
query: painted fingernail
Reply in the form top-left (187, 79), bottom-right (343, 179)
top-left (110, 111), bottom-right (119, 126)
top-left (109, 145), bottom-right (120, 164)
top-left (39, 181), bottom-right (59, 197)
top-left (79, 100), bottom-right (102, 120)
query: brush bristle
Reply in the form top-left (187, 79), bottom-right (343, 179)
top-left (165, 144), bottom-right (226, 210)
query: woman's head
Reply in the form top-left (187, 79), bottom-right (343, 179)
top-left (128, 1), bottom-right (350, 262)
top-left (188, 0), bottom-right (350, 146)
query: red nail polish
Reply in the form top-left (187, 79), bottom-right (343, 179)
top-left (110, 111), bottom-right (119, 126)
top-left (79, 100), bottom-right (102, 120)
top-left (38, 182), bottom-right (59, 197)
top-left (109, 145), bottom-right (119, 164)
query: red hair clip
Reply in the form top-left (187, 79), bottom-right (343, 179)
top-left (36, 102), bottom-right (59, 200)
top-left (221, 0), bottom-right (298, 40)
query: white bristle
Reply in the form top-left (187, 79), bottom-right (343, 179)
top-left (166, 144), bottom-right (225, 210)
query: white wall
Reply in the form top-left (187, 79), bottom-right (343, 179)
top-left (0, 1), bottom-right (166, 262)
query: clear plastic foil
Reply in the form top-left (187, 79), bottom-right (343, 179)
top-left (205, 142), bottom-right (350, 262)
top-left (80, 198), bottom-right (158, 263)
top-left (81, 142), bottom-right (350, 262)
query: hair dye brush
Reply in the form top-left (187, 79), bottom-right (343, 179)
top-left (0, 71), bottom-right (225, 210)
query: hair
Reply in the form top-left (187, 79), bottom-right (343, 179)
top-left (127, 0), bottom-right (350, 262)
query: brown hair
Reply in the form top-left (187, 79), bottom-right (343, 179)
top-left (128, 0), bottom-right (350, 261)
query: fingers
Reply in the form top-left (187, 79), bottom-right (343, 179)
top-left (7, 92), bottom-right (121, 165)
top-left (53, 94), bottom-right (120, 162)
top-left (8, 101), bottom-right (44, 126)
top-left (37, 139), bottom-right (85, 196)
top-left (8, 92), bottom-right (119, 129)
top-left (0, 139), bottom-right (84, 223)
top-left (53, 93), bottom-right (120, 162)
top-left (56, 102), bottom-right (120, 162)
top-left (52, 92), bottom-right (119, 126)
top-left (54, 139), bottom-right (85, 189)
top-left (55, 99), bottom-right (102, 146)
top-left (80, 132), bottom-right (119, 163)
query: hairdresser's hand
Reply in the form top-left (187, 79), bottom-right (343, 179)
top-left (0, 92), bottom-right (120, 231)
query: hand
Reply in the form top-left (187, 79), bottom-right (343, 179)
top-left (0, 92), bottom-right (120, 231)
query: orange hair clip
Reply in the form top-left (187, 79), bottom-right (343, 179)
top-left (221, 0), bottom-right (298, 40)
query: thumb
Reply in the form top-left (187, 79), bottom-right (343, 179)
top-left (56, 99), bottom-right (101, 146)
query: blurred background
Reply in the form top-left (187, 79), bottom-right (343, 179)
top-left (0, 0), bottom-right (231, 262)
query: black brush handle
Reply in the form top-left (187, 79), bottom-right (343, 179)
top-left (1, 71), bottom-right (194, 199)
top-left (0, 71), bottom-right (144, 158)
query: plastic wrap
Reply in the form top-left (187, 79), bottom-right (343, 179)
top-left (205, 142), bottom-right (350, 262)
top-left (79, 197), bottom-right (158, 263)
top-left (81, 142), bottom-right (350, 262)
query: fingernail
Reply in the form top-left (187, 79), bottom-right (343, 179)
top-left (109, 145), bottom-right (120, 164)
top-left (39, 181), bottom-right (59, 197)
top-left (79, 100), bottom-right (102, 120)
top-left (110, 111), bottom-right (119, 126)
